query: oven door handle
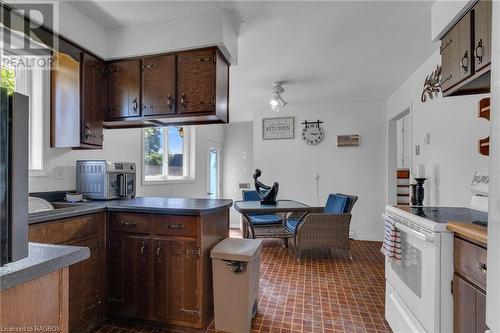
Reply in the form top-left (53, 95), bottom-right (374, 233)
top-left (395, 222), bottom-right (434, 243)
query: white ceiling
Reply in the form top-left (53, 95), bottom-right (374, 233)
top-left (67, 1), bottom-right (439, 122)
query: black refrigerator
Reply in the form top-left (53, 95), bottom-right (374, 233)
top-left (0, 87), bottom-right (29, 266)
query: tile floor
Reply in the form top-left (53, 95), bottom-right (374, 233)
top-left (92, 230), bottom-right (391, 333)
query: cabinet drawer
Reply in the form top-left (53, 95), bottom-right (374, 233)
top-left (454, 237), bottom-right (487, 290)
top-left (154, 215), bottom-right (198, 237)
top-left (29, 214), bottom-right (99, 244)
top-left (109, 212), bottom-right (151, 234)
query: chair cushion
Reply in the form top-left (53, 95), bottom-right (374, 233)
top-left (242, 190), bottom-right (261, 201)
top-left (248, 213), bottom-right (282, 225)
top-left (324, 194), bottom-right (351, 214)
top-left (285, 217), bottom-right (301, 232)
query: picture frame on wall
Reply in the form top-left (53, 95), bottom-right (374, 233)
top-left (262, 117), bottom-right (295, 140)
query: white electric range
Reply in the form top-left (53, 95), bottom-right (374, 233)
top-left (384, 172), bottom-right (488, 333)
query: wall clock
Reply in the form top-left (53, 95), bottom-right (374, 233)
top-left (301, 120), bottom-right (324, 145)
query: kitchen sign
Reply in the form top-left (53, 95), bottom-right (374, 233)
top-left (262, 117), bottom-right (294, 140)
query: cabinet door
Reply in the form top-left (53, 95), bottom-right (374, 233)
top-left (453, 274), bottom-right (476, 333)
top-left (473, 0), bottom-right (492, 71)
top-left (107, 60), bottom-right (141, 119)
top-left (50, 39), bottom-right (81, 148)
top-left (153, 238), bottom-right (200, 325)
top-left (142, 55), bottom-right (176, 116)
top-left (81, 53), bottom-right (106, 146)
top-left (441, 24), bottom-right (460, 91)
top-left (109, 234), bottom-right (151, 319)
top-left (475, 288), bottom-right (488, 333)
top-left (80, 237), bottom-right (104, 331)
top-left (458, 12), bottom-right (472, 82)
top-left (177, 49), bottom-right (216, 114)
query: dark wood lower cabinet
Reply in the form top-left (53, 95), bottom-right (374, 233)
top-left (29, 208), bottom-right (229, 333)
top-left (107, 210), bottom-right (228, 331)
top-left (29, 213), bottom-right (106, 333)
top-left (153, 237), bottom-right (200, 325)
top-left (453, 236), bottom-right (488, 333)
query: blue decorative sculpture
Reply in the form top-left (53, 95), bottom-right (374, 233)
top-left (253, 169), bottom-right (279, 205)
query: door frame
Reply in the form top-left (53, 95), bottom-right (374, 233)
top-left (387, 104), bottom-right (413, 205)
top-left (206, 140), bottom-right (222, 199)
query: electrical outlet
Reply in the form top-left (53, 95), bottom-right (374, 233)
top-left (424, 133), bottom-right (431, 145)
top-left (415, 145), bottom-right (421, 156)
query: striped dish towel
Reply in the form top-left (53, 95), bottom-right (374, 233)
top-left (381, 213), bottom-right (402, 262)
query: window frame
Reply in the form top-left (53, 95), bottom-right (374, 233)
top-left (141, 126), bottom-right (196, 185)
top-left (2, 62), bottom-right (47, 176)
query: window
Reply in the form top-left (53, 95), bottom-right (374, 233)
top-left (143, 126), bottom-right (195, 183)
top-left (0, 63), bottom-right (44, 172)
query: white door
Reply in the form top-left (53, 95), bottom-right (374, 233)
top-left (207, 142), bottom-right (221, 199)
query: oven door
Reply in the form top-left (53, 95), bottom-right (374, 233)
top-left (107, 173), bottom-right (123, 199)
top-left (385, 218), bottom-right (441, 333)
top-left (124, 173), bottom-right (135, 197)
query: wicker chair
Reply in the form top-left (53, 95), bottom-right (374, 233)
top-left (286, 193), bottom-right (358, 261)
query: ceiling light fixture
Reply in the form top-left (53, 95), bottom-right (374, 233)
top-left (270, 82), bottom-right (287, 112)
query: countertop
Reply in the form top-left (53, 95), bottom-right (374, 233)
top-left (29, 196), bottom-right (233, 224)
top-left (447, 222), bottom-right (488, 246)
top-left (0, 243), bottom-right (89, 291)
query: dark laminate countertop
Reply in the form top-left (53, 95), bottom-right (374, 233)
top-left (29, 196), bottom-right (233, 224)
top-left (0, 243), bottom-right (89, 291)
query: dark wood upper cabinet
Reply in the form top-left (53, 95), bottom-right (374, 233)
top-left (82, 53), bottom-right (106, 147)
top-left (107, 59), bottom-right (141, 120)
top-left (51, 38), bottom-right (106, 149)
top-left (473, 0), bottom-right (492, 71)
top-left (177, 49), bottom-right (216, 114)
top-left (142, 55), bottom-right (176, 116)
top-left (441, 0), bottom-right (491, 97)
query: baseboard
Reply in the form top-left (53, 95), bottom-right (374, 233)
top-left (349, 231), bottom-right (382, 242)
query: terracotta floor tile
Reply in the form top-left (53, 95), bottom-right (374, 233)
top-left (93, 230), bottom-right (392, 333)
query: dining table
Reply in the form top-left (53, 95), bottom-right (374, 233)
top-left (233, 200), bottom-right (313, 247)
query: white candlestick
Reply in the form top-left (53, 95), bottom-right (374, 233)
top-left (417, 164), bottom-right (425, 178)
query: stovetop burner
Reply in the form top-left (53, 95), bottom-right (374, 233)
top-left (405, 207), bottom-right (488, 225)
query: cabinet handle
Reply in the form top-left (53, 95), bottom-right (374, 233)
top-left (181, 94), bottom-right (186, 108)
top-left (440, 39), bottom-right (452, 54)
top-left (156, 246), bottom-right (161, 257)
top-left (475, 39), bottom-right (484, 64)
top-left (167, 95), bottom-right (173, 109)
top-left (140, 243), bottom-right (145, 255)
top-left (84, 123), bottom-right (91, 138)
top-left (461, 51), bottom-right (469, 73)
top-left (478, 262), bottom-right (487, 273)
top-left (168, 223), bottom-right (184, 229)
top-left (132, 97), bottom-right (138, 113)
top-left (441, 74), bottom-right (452, 86)
top-left (120, 220), bottom-right (138, 227)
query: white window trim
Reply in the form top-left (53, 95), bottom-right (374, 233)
top-left (142, 126), bottom-right (196, 185)
top-left (6, 63), bottom-right (46, 176)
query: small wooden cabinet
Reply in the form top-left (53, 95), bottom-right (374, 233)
top-left (441, 0), bottom-right (491, 96)
top-left (453, 236), bottom-right (488, 333)
top-left (29, 213), bottom-right (106, 333)
top-left (107, 59), bottom-right (141, 120)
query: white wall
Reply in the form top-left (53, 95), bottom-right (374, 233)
top-left (222, 122), bottom-right (253, 228)
top-left (56, 2), bottom-right (107, 57)
top-left (105, 9), bottom-right (238, 63)
top-left (253, 101), bottom-right (387, 241)
top-left (387, 50), bottom-right (489, 207)
top-left (29, 71), bottom-right (224, 197)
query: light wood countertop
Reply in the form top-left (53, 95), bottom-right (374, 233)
top-left (447, 222), bottom-right (487, 247)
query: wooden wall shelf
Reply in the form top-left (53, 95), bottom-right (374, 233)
top-left (478, 97), bottom-right (490, 156)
